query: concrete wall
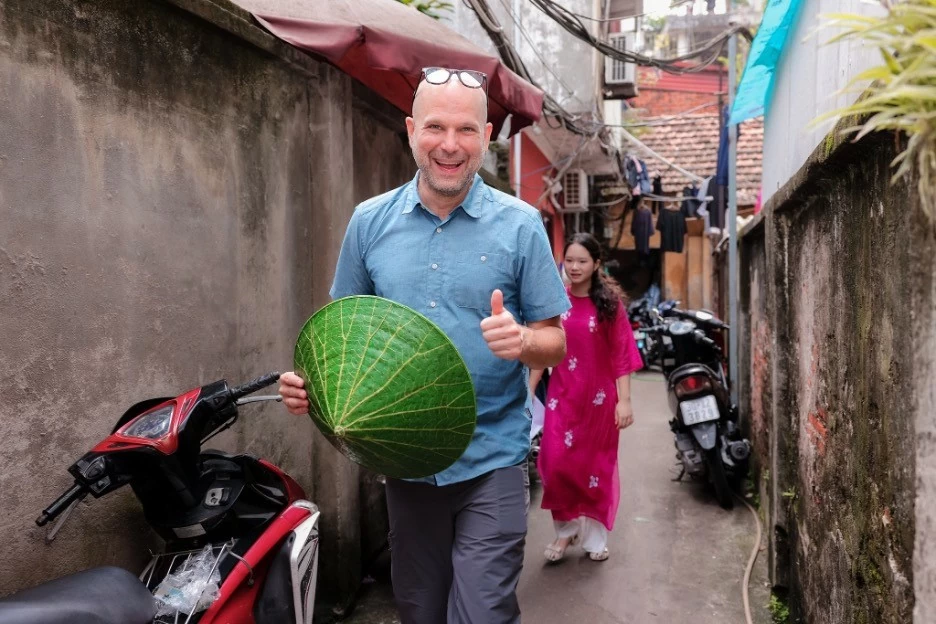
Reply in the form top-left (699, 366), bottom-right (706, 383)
top-left (762, 0), bottom-right (883, 203)
top-left (0, 0), bottom-right (414, 605)
top-left (731, 129), bottom-right (932, 622)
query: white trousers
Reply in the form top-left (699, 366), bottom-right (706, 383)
top-left (554, 516), bottom-right (608, 553)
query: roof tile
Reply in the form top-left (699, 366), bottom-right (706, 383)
top-left (631, 114), bottom-right (763, 207)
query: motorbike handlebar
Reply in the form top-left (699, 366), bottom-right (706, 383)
top-left (36, 482), bottom-right (88, 527)
top-left (230, 372), bottom-right (281, 401)
top-left (694, 331), bottom-right (719, 350)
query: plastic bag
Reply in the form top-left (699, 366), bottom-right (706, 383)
top-left (154, 545), bottom-right (222, 617)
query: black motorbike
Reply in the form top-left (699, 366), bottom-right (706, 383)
top-left (627, 297), bottom-right (677, 371)
top-left (649, 307), bottom-right (750, 509)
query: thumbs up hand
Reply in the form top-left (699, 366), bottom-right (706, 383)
top-left (481, 289), bottom-right (526, 361)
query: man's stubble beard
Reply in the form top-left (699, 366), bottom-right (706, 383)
top-left (415, 148), bottom-right (487, 198)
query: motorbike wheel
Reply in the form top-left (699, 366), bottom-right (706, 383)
top-left (705, 448), bottom-right (734, 510)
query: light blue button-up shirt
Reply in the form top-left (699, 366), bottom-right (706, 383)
top-left (330, 173), bottom-right (570, 485)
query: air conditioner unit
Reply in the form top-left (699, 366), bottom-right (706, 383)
top-left (562, 169), bottom-right (589, 213)
top-left (605, 33), bottom-right (637, 85)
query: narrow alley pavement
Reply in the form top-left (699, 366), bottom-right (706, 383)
top-left (343, 375), bottom-right (770, 624)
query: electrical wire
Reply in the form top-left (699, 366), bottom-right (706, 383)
top-left (464, 0), bottom-right (597, 136)
top-left (606, 102), bottom-right (720, 128)
top-left (618, 126), bottom-right (706, 182)
top-left (519, 151), bottom-right (579, 180)
top-left (492, 0), bottom-right (581, 103)
top-left (534, 134), bottom-right (596, 208)
top-left (528, 0), bottom-right (745, 74)
top-left (588, 196), bottom-right (629, 207)
top-left (464, 0), bottom-right (722, 209)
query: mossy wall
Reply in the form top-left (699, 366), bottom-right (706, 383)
top-left (734, 132), bottom-right (931, 623)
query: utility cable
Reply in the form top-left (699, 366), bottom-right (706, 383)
top-left (609, 103), bottom-right (720, 128)
top-left (737, 492), bottom-right (763, 624)
top-left (492, 0), bottom-right (581, 102)
top-left (534, 134), bottom-right (595, 208)
top-left (464, 0), bottom-right (597, 136)
top-left (529, 0), bottom-right (746, 74)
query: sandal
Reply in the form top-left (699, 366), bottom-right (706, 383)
top-left (544, 534), bottom-right (579, 563)
top-left (588, 548), bottom-right (609, 562)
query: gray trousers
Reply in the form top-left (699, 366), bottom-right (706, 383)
top-left (385, 463), bottom-right (529, 624)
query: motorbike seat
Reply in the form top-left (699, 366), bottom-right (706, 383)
top-left (0, 566), bottom-right (155, 624)
top-left (669, 362), bottom-right (717, 381)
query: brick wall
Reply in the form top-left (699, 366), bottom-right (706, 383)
top-left (631, 88), bottom-right (723, 116)
top-left (631, 65), bottom-right (725, 117)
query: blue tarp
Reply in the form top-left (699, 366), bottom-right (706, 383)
top-left (728, 0), bottom-right (806, 126)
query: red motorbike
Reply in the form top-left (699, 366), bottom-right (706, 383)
top-left (0, 373), bottom-right (320, 624)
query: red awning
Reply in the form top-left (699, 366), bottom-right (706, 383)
top-left (238, 0), bottom-right (543, 136)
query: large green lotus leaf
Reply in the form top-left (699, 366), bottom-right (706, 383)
top-left (294, 296), bottom-right (476, 479)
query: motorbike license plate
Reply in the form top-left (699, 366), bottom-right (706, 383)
top-left (680, 395), bottom-right (720, 425)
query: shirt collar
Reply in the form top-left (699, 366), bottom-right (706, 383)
top-left (402, 172), bottom-right (486, 219)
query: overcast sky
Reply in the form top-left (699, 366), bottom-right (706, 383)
top-left (643, 0), bottom-right (729, 16)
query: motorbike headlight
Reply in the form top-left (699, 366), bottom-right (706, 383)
top-left (669, 320), bottom-right (696, 336)
top-left (120, 405), bottom-right (174, 440)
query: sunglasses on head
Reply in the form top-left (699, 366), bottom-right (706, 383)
top-left (414, 67), bottom-right (489, 99)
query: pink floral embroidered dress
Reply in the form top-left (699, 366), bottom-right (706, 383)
top-left (538, 289), bottom-right (643, 531)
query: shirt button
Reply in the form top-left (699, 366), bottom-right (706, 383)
top-left (430, 301), bottom-right (437, 308)
top-left (481, 255), bottom-right (487, 262)
top-left (431, 263), bottom-right (439, 270)
top-left (436, 227), bottom-right (443, 234)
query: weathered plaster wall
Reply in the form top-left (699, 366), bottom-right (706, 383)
top-left (0, 0), bottom-right (413, 604)
top-left (733, 132), bottom-right (927, 622)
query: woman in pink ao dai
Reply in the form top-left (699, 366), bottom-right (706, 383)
top-left (530, 233), bottom-right (643, 562)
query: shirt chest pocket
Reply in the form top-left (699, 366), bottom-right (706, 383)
top-left (452, 251), bottom-right (512, 313)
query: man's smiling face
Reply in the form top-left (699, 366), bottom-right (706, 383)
top-left (406, 79), bottom-right (493, 199)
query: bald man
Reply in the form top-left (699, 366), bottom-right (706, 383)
top-left (279, 69), bottom-right (570, 623)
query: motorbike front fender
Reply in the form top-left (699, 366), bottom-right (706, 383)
top-left (690, 422), bottom-right (718, 450)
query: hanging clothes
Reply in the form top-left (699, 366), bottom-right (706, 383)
top-left (696, 176), bottom-right (715, 230)
top-left (714, 107), bottom-right (743, 231)
top-left (652, 175), bottom-right (663, 214)
top-left (716, 106), bottom-right (730, 188)
top-left (656, 207), bottom-right (687, 253)
top-left (696, 176), bottom-right (714, 213)
top-left (631, 205), bottom-right (654, 256)
top-left (681, 184), bottom-right (701, 218)
top-left (711, 184), bottom-right (726, 229)
top-left (639, 163), bottom-right (652, 195)
top-left (626, 156), bottom-right (651, 197)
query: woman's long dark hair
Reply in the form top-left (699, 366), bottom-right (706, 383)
top-left (565, 233), bottom-right (626, 324)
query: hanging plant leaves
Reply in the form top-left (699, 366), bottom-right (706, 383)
top-left (294, 296), bottom-right (476, 479)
